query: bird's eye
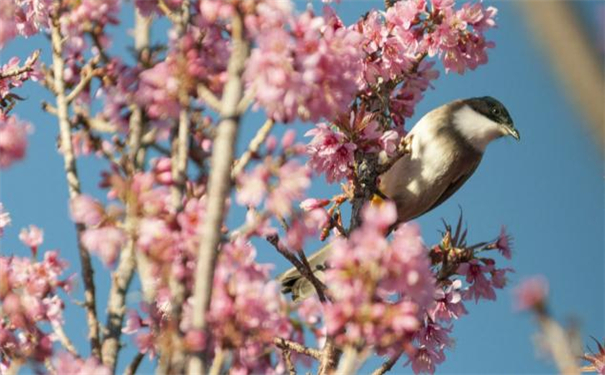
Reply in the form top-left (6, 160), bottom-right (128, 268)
top-left (491, 108), bottom-right (501, 116)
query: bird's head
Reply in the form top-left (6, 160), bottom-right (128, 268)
top-left (452, 96), bottom-right (519, 152)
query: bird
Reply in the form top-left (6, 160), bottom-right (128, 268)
top-left (278, 96), bottom-right (519, 302)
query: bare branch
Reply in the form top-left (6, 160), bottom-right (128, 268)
top-left (197, 84), bottom-right (221, 112)
top-left (231, 118), bottom-right (275, 180)
top-left (188, 9), bottom-right (250, 375)
top-left (50, 6), bottom-right (101, 360)
top-left (274, 338), bottom-right (321, 360)
top-left (208, 348), bottom-right (226, 375)
top-left (536, 315), bottom-right (581, 374)
top-left (65, 57), bottom-right (101, 104)
top-left (124, 353), bottom-right (145, 375)
top-left (266, 234), bottom-right (329, 303)
top-left (336, 346), bottom-right (362, 375)
top-left (0, 50), bottom-right (40, 79)
top-left (370, 349), bottom-right (404, 375)
top-left (51, 322), bottom-right (80, 358)
top-left (101, 10), bottom-right (152, 372)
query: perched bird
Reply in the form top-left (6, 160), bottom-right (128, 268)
top-left (278, 96), bottom-right (519, 301)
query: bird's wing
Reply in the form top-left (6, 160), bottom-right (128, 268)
top-left (425, 157), bottom-right (481, 213)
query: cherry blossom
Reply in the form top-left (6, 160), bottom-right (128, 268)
top-left (0, 114), bottom-right (29, 169)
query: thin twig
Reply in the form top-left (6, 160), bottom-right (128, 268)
top-left (158, 0), bottom-right (180, 23)
top-left (282, 348), bottom-right (297, 375)
top-left (0, 50), bottom-right (40, 79)
top-left (266, 234), bottom-right (329, 303)
top-left (208, 348), bottom-right (226, 375)
top-left (102, 240), bottom-right (137, 372)
top-left (124, 353), bottom-right (145, 375)
top-left (65, 57), bottom-right (101, 104)
top-left (50, 7), bottom-right (102, 360)
top-left (52, 322), bottom-right (80, 358)
top-left (274, 338), bottom-right (321, 360)
top-left (537, 314), bottom-right (581, 374)
top-left (231, 118), bottom-right (275, 179)
top-left (101, 10), bottom-right (151, 372)
top-left (197, 83), bottom-right (221, 112)
top-left (370, 349), bottom-right (404, 375)
top-left (163, 2), bottom-right (192, 373)
top-left (188, 8), bottom-right (250, 375)
top-left (336, 346), bottom-right (361, 375)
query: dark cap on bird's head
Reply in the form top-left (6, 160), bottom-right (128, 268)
top-left (464, 96), bottom-right (519, 140)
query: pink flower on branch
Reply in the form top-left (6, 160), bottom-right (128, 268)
top-left (0, 114), bottom-right (30, 169)
top-left (513, 275), bottom-right (549, 312)
top-left (19, 225), bottom-right (43, 256)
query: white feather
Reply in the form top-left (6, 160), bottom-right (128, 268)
top-left (453, 105), bottom-right (506, 151)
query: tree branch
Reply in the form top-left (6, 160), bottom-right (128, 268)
top-left (50, 7), bottom-right (101, 360)
top-left (188, 9), bottom-right (250, 375)
top-left (274, 338), bottom-right (321, 360)
top-left (0, 50), bottom-right (40, 79)
top-left (52, 322), bottom-right (80, 358)
top-left (266, 234), bottom-right (329, 303)
top-left (65, 57), bottom-right (101, 104)
top-left (370, 349), bottom-right (404, 375)
top-left (197, 83), bottom-right (221, 113)
top-left (101, 10), bottom-right (151, 372)
top-left (231, 118), bottom-right (275, 180)
top-left (124, 353), bottom-right (145, 375)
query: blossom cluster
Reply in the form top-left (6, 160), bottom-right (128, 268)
top-left (0, 206), bottom-right (78, 370)
top-left (0, 0), bottom-right (52, 48)
top-left (292, 202), bottom-right (514, 374)
top-left (303, 0), bottom-right (498, 183)
top-left (245, 8), bottom-right (363, 123)
top-left (123, 239), bottom-right (294, 372)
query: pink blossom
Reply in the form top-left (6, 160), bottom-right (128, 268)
top-left (457, 259), bottom-right (496, 302)
top-left (0, 114), bottom-right (29, 169)
top-left (136, 218), bottom-right (176, 260)
top-left (19, 225), bottom-right (43, 255)
top-left (306, 123), bottom-right (356, 183)
top-left (122, 310), bottom-right (143, 335)
top-left (324, 203), bottom-right (435, 349)
top-left (236, 164), bottom-right (270, 207)
top-left (54, 352), bottom-right (111, 375)
top-left (362, 201), bottom-right (398, 232)
top-left (429, 279), bottom-right (468, 322)
top-left (514, 275), bottom-right (548, 311)
top-left (495, 225), bottom-right (513, 259)
top-left (81, 226), bottom-right (126, 266)
top-left (137, 61), bottom-right (181, 119)
top-left (281, 129), bottom-right (297, 149)
top-left (0, 203), bottom-right (10, 236)
top-left (408, 346), bottom-right (446, 375)
top-left (299, 198), bottom-right (330, 211)
top-left (380, 130), bottom-right (401, 156)
top-left (285, 209), bottom-right (329, 251)
top-left (199, 239), bottom-right (292, 372)
top-left (245, 10), bottom-right (363, 122)
top-left (151, 157), bottom-right (173, 185)
top-left (69, 195), bottom-right (105, 226)
top-left (0, 54), bottom-right (42, 99)
top-left (267, 161), bottom-right (311, 217)
top-left (386, 0), bottom-right (425, 31)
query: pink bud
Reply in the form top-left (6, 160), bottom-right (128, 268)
top-left (281, 129), bottom-right (297, 149)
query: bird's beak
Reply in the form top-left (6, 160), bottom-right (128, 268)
top-left (506, 126), bottom-right (520, 141)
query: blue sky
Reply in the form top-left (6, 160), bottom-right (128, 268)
top-left (1, 1), bottom-right (603, 374)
